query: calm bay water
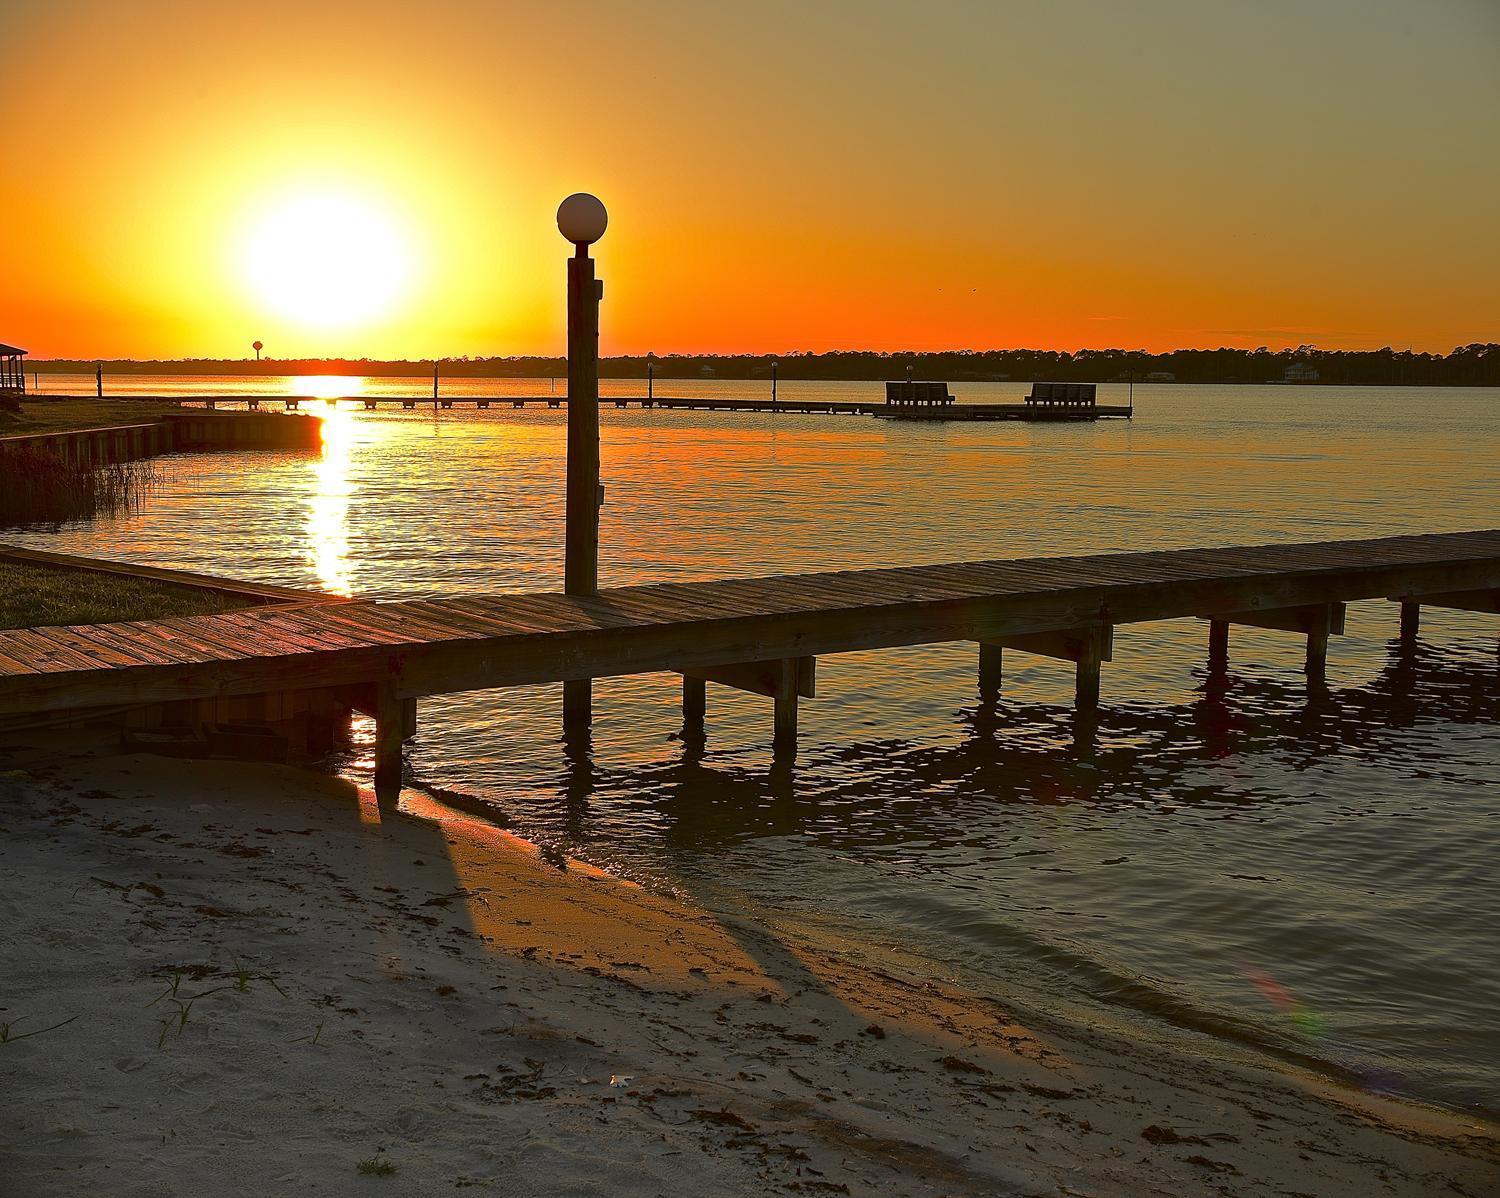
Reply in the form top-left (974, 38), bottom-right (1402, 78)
top-left (14, 377), bottom-right (1500, 1115)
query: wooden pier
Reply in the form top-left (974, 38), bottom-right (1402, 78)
top-left (33, 393), bottom-right (1131, 421)
top-left (1, 530), bottom-right (1495, 801)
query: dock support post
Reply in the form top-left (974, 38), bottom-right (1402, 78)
top-left (1076, 647), bottom-right (1102, 710)
top-left (682, 675), bottom-right (706, 728)
top-left (773, 658), bottom-right (799, 750)
top-left (1306, 625), bottom-right (1329, 678)
top-left (978, 643), bottom-right (1003, 694)
top-left (1400, 601), bottom-right (1420, 642)
top-left (563, 679), bottom-right (593, 730)
top-left (1201, 603), bottom-right (1344, 680)
top-left (1208, 619), bottom-right (1230, 670)
top-left (678, 656), bottom-right (813, 748)
top-left (977, 624), bottom-right (1111, 714)
top-left (374, 681), bottom-right (407, 804)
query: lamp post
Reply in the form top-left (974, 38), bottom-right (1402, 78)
top-left (771, 358), bottom-right (778, 408)
top-left (557, 192), bottom-right (608, 729)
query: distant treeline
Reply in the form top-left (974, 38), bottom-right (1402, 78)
top-left (32, 343), bottom-right (1500, 386)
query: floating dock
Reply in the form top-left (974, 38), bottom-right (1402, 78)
top-left (1, 531), bottom-right (1495, 800)
top-left (874, 402), bottom-right (1133, 422)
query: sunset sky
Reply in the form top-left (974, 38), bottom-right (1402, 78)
top-left (2, 0), bottom-right (1496, 360)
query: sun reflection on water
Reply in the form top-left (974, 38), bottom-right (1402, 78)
top-left (307, 407), bottom-right (356, 595)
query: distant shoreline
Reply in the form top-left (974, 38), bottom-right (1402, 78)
top-left (18, 344), bottom-right (1500, 388)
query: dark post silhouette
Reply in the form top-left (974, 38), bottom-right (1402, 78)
top-left (96, 362), bottom-right (102, 398)
top-left (557, 192), bottom-right (608, 729)
top-left (772, 358), bottom-right (778, 407)
top-left (1400, 601), bottom-right (1420, 642)
top-left (433, 361), bottom-right (439, 404)
top-left (647, 354), bottom-right (654, 400)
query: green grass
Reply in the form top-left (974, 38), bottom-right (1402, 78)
top-left (0, 560), bottom-right (252, 629)
top-left (1, 398), bottom-right (181, 435)
top-left (356, 1157), bottom-right (398, 1177)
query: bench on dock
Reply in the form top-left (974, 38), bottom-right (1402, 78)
top-left (1026, 383), bottom-right (1096, 408)
top-left (885, 381), bottom-right (954, 407)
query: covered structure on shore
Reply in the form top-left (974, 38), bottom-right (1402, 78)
top-left (0, 343), bottom-right (26, 410)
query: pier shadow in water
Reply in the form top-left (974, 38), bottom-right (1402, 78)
top-left (487, 633), bottom-right (1500, 856)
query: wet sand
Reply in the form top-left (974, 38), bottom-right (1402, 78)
top-left (2, 747), bottom-right (1495, 1197)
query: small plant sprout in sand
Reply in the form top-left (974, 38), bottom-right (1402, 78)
top-left (145, 961), bottom-right (291, 1051)
top-left (356, 1154), bottom-right (398, 1177)
top-left (0, 1014), bottom-right (80, 1046)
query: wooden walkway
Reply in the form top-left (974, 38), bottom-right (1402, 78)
top-left (34, 394), bottom-right (1132, 421)
top-left (2, 530), bottom-right (1496, 799)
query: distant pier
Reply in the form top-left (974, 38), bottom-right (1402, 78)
top-left (34, 392), bottom-right (1133, 422)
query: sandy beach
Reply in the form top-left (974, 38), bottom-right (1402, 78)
top-left (2, 740), bottom-right (1495, 1198)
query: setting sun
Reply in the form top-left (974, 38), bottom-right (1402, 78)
top-left (2, 4), bottom-right (1500, 1196)
top-left (239, 188), bottom-right (413, 332)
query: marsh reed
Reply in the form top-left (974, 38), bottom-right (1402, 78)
top-left (0, 446), bottom-right (157, 527)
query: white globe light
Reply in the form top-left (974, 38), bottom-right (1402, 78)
top-left (557, 193), bottom-right (608, 246)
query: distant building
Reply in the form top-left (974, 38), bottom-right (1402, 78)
top-left (1284, 361), bottom-right (1320, 383)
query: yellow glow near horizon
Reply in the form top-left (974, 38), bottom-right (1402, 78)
top-left (3, 2), bottom-right (1498, 358)
top-left (240, 189), bottom-right (413, 333)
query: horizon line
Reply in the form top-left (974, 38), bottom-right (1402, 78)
top-left (20, 342), bottom-right (1498, 365)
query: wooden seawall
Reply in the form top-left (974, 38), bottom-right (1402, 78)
top-left (0, 410), bottom-right (322, 466)
top-left (1, 530), bottom-right (1495, 800)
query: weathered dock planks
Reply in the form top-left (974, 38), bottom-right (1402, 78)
top-left (1, 530), bottom-right (1496, 798)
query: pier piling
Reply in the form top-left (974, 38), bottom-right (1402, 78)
top-left (1208, 619), bottom-right (1230, 670)
top-left (682, 675), bottom-right (707, 727)
top-left (373, 681), bottom-right (407, 803)
top-left (978, 642), bottom-right (1004, 694)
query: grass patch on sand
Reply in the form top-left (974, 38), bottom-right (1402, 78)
top-left (0, 559), bottom-right (252, 629)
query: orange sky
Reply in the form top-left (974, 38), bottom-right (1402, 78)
top-left (2, 0), bottom-right (1497, 360)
